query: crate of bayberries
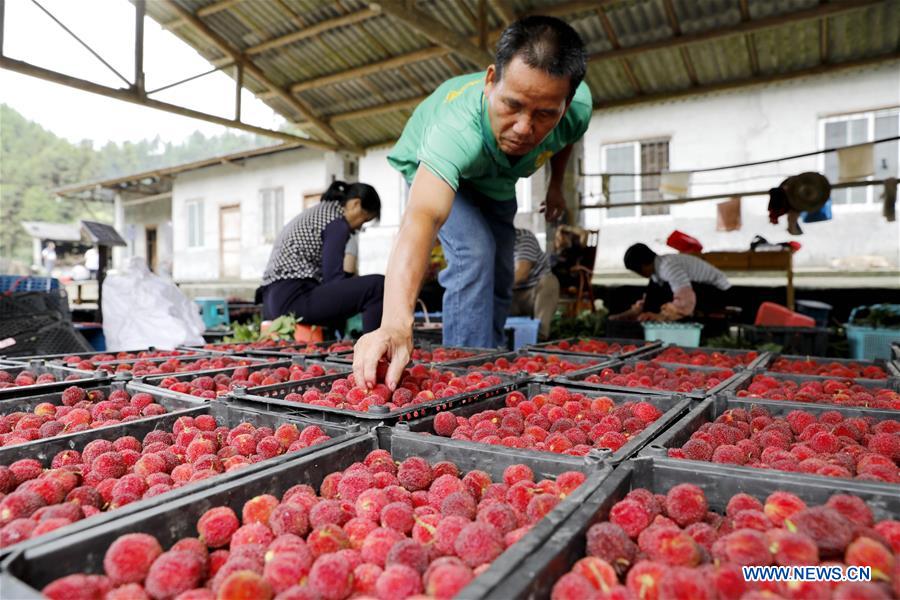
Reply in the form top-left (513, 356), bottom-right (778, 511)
top-left (182, 340), bottom-right (354, 359)
top-left (729, 371), bottom-right (900, 410)
top-left (0, 391), bottom-right (358, 558)
top-left (561, 359), bottom-right (742, 399)
top-left (528, 337), bottom-right (661, 359)
top-left (645, 345), bottom-right (769, 370)
top-left (400, 381), bottom-right (692, 466)
top-left (758, 353), bottom-right (899, 383)
top-left (60, 354), bottom-right (277, 379)
top-left (476, 456), bottom-right (900, 600)
top-left (229, 365), bottom-right (516, 427)
top-left (323, 344), bottom-right (503, 367)
top-left (641, 395), bottom-right (899, 485)
top-left (442, 351), bottom-right (611, 378)
top-left (133, 359), bottom-right (346, 403)
top-left (0, 360), bottom-right (107, 401)
top-left (13, 348), bottom-right (203, 368)
top-left (4, 427), bottom-right (611, 600)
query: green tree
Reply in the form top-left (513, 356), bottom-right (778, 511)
top-left (0, 104), bottom-right (271, 265)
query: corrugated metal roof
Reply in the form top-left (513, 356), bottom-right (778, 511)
top-left (141, 0), bottom-right (900, 149)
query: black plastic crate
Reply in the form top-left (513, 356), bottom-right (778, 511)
top-left (9, 348), bottom-right (203, 365)
top-left (397, 380), bottom-right (692, 466)
top-left (77, 353), bottom-right (273, 379)
top-left (527, 337), bottom-right (661, 360)
top-left (640, 395), bottom-right (900, 486)
top-left (441, 350), bottom-right (613, 379)
top-left (0, 399), bottom-right (360, 559)
top-left (322, 342), bottom-right (504, 367)
top-left (739, 324), bottom-right (829, 355)
top-left (559, 358), bottom-right (744, 400)
top-left (130, 357), bottom-right (346, 404)
top-left (0, 427), bottom-right (612, 598)
top-left (0, 361), bottom-right (108, 401)
top-left (477, 456), bottom-right (900, 600)
top-left (228, 367), bottom-right (520, 427)
top-left (641, 344), bottom-right (771, 370)
top-left (727, 370), bottom-right (900, 409)
top-left (758, 353), bottom-right (899, 383)
top-left (178, 339), bottom-right (353, 357)
top-left (240, 340), bottom-right (355, 360)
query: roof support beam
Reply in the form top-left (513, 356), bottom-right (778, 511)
top-left (329, 95), bottom-right (426, 123)
top-left (660, 0), bottom-right (698, 86)
top-left (369, 0), bottom-right (493, 67)
top-left (245, 8), bottom-right (378, 56)
top-left (159, 0), bottom-right (355, 150)
top-left (0, 55), bottom-right (337, 151)
top-left (596, 7), bottom-right (642, 95)
top-left (197, 0), bottom-right (243, 18)
top-left (596, 52), bottom-right (900, 111)
top-left (488, 0), bottom-right (515, 26)
top-left (134, 0), bottom-right (145, 95)
top-left (588, 0), bottom-right (882, 64)
top-left (286, 1), bottom-right (878, 98)
top-left (820, 15), bottom-right (829, 64)
top-left (739, 0), bottom-right (760, 75)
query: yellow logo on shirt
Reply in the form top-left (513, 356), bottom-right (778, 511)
top-left (535, 150), bottom-right (554, 169)
top-left (445, 80), bottom-right (479, 103)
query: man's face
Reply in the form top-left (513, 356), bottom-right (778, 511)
top-left (484, 56), bottom-right (571, 157)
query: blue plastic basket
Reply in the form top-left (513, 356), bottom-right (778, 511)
top-left (846, 304), bottom-right (900, 360)
top-left (642, 322), bottom-right (704, 347)
top-left (0, 275), bottom-right (59, 293)
top-left (504, 317), bottom-right (540, 350)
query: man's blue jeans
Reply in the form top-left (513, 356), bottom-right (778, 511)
top-left (438, 183), bottom-right (517, 348)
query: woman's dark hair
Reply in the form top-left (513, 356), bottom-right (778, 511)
top-left (322, 180), bottom-right (381, 220)
top-left (495, 16), bottom-right (586, 101)
top-left (623, 243), bottom-right (657, 274)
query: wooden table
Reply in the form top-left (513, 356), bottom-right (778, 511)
top-left (690, 251), bottom-right (795, 309)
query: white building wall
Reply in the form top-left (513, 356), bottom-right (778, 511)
top-left (357, 147), bottom-right (406, 276)
top-left (581, 63), bottom-right (900, 271)
top-left (171, 148), bottom-right (326, 282)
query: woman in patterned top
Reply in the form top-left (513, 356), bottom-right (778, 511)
top-left (258, 180), bottom-right (384, 332)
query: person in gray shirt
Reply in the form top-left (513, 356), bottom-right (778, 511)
top-left (510, 228), bottom-right (560, 339)
top-left (613, 243), bottom-right (731, 322)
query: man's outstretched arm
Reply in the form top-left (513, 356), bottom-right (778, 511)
top-left (352, 166), bottom-right (455, 390)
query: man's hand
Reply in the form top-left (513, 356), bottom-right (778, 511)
top-left (659, 303), bottom-right (684, 321)
top-left (352, 325), bottom-right (413, 391)
top-left (541, 184), bottom-right (566, 223)
top-left (637, 311), bottom-right (662, 322)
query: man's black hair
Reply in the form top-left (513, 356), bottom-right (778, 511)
top-left (623, 243), bottom-right (657, 274)
top-left (494, 16), bottom-right (586, 101)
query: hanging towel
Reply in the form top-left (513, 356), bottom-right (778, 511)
top-left (768, 187), bottom-right (789, 224)
top-left (883, 177), bottom-right (897, 222)
top-left (837, 143), bottom-right (875, 181)
top-left (716, 196), bottom-right (742, 231)
top-left (659, 171), bottom-right (691, 197)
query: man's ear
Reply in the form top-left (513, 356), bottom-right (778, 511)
top-left (484, 64), bottom-right (497, 91)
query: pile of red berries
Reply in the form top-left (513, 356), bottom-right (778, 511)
top-left (0, 414), bottom-right (331, 550)
top-left (551, 484), bottom-right (899, 600)
top-left (0, 387), bottom-right (170, 448)
top-left (583, 362), bottom-right (735, 393)
top-left (62, 350), bottom-right (197, 371)
top-left (667, 405), bottom-right (899, 483)
top-left (154, 364), bottom-right (337, 399)
top-left (410, 347), bottom-right (483, 363)
top-left (42, 452), bottom-right (587, 600)
top-left (92, 356), bottom-right (266, 377)
top-left (466, 354), bottom-right (598, 376)
top-left (736, 374), bottom-right (900, 409)
top-left (653, 347), bottom-right (759, 368)
top-left (542, 339), bottom-right (645, 355)
top-left (767, 358), bottom-right (888, 379)
top-left (283, 366), bottom-right (503, 413)
top-left (432, 385), bottom-right (664, 456)
top-left (0, 369), bottom-right (83, 390)
top-left (201, 341), bottom-right (353, 354)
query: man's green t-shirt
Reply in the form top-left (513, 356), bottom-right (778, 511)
top-left (387, 71), bottom-right (592, 201)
